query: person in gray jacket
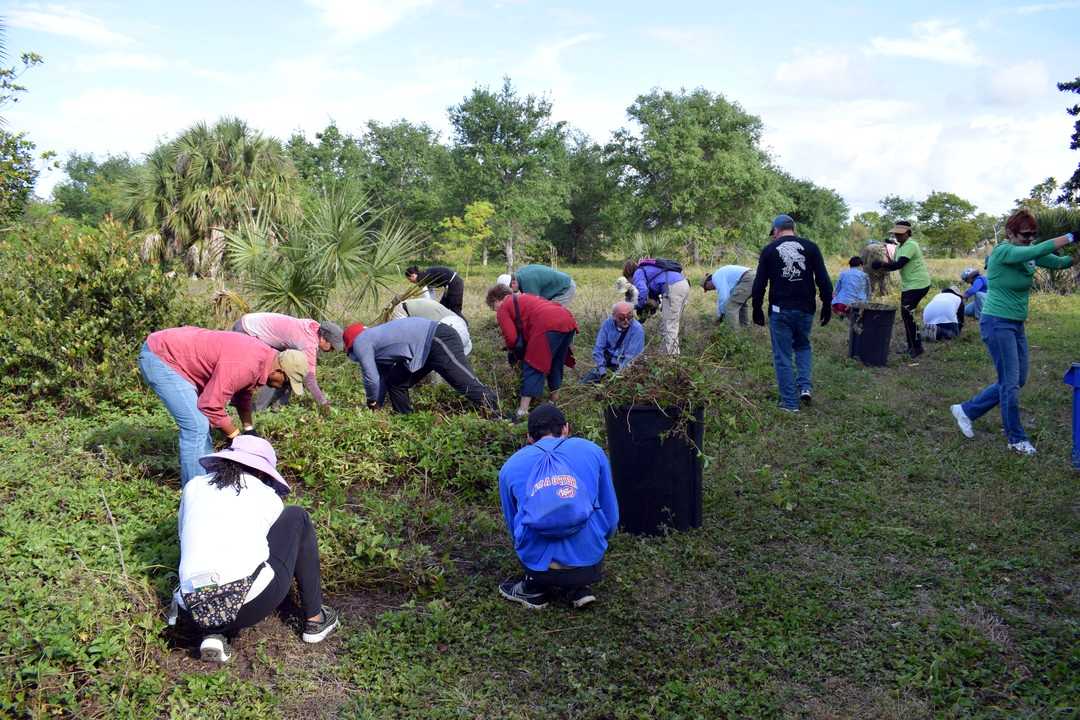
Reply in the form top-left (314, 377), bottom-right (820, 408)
top-left (342, 318), bottom-right (497, 414)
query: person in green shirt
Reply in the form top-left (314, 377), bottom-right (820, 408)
top-left (510, 264), bottom-right (576, 306)
top-left (950, 208), bottom-right (1076, 456)
top-left (871, 220), bottom-right (933, 358)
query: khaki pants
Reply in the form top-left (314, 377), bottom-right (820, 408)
top-left (722, 270), bottom-right (755, 328)
top-left (660, 279), bottom-right (690, 355)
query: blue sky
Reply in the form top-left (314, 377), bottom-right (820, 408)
top-left (6, 0), bottom-right (1080, 215)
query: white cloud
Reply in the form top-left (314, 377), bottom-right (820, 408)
top-left (773, 50), bottom-right (873, 100)
top-left (977, 60), bottom-right (1052, 106)
top-left (72, 52), bottom-right (168, 73)
top-left (867, 20), bottom-right (980, 66)
top-left (7, 4), bottom-right (134, 47)
top-left (1015, 1), bottom-right (1080, 14)
top-left (305, 0), bottom-right (435, 41)
top-left (645, 26), bottom-right (723, 59)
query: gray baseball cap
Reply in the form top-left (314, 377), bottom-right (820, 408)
top-left (318, 321), bottom-right (345, 351)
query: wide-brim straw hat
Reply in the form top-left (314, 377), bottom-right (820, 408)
top-left (198, 435), bottom-right (289, 494)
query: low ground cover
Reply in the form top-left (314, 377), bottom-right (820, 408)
top-left (2, 261), bottom-right (1077, 719)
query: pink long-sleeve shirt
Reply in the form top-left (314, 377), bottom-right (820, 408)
top-left (146, 327), bottom-right (277, 429)
top-left (238, 313), bottom-right (328, 406)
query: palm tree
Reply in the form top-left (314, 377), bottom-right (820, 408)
top-left (124, 117), bottom-right (301, 276)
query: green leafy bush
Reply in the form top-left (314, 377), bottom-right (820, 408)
top-left (0, 215), bottom-right (205, 411)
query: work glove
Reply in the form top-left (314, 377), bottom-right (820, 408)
top-left (820, 305), bottom-right (831, 327)
top-left (1065, 231), bottom-right (1076, 244)
top-left (752, 306), bottom-right (766, 327)
top-left (366, 399), bottom-right (380, 410)
top-left (241, 428), bottom-right (260, 437)
top-left (871, 260), bottom-right (883, 270)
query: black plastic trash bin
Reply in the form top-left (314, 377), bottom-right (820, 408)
top-left (604, 404), bottom-right (704, 536)
top-left (848, 304), bottom-right (897, 367)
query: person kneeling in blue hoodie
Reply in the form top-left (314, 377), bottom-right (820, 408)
top-left (497, 404), bottom-right (619, 609)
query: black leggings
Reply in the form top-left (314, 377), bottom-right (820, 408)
top-left (440, 277), bottom-right (465, 319)
top-left (213, 506), bottom-right (323, 635)
top-left (385, 325), bottom-right (498, 413)
top-left (523, 562), bottom-right (602, 592)
top-left (900, 286), bottom-right (930, 352)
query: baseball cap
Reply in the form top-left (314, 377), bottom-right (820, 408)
top-left (277, 350), bottom-right (307, 396)
top-left (890, 221), bottom-right (912, 235)
top-left (318, 321), bottom-right (345, 351)
top-left (769, 214), bottom-right (795, 237)
top-left (702, 273), bottom-right (713, 290)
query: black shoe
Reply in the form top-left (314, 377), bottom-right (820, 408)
top-left (566, 586), bottom-right (597, 609)
top-left (302, 605), bottom-right (340, 643)
top-left (799, 391), bottom-right (812, 406)
top-left (498, 579), bottom-right (548, 609)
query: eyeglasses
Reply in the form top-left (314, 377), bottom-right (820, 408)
top-left (1018, 231), bottom-right (1037, 240)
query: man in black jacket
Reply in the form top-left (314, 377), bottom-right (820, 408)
top-left (751, 215), bottom-right (833, 412)
top-left (405, 265), bottom-right (465, 318)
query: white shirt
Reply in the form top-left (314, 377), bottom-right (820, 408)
top-left (923, 292), bottom-right (962, 326)
top-left (177, 472), bottom-right (283, 603)
top-left (391, 299), bottom-right (472, 355)
top-left (710, 265), bottom-right (750, 317)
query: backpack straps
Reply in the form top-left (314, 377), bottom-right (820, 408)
top-left (612, 326), bottom-right (630, 351)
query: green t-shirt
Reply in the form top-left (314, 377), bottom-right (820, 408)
top-left (981, 239), bottom-right (1073, 321)
top-left (896, 240), bottom-right (931, 291)
top-left (515, 264), bottom-right (572, 300)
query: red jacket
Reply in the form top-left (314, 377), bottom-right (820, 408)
top-left (496, 293), bottom-right (577, 374)
top-left (146, 327), bottom-right (277, 429)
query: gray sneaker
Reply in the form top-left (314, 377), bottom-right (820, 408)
top-left (498, 579), bottom-right (549, 609)
top-left (302, 605), bottom-right (340, 644)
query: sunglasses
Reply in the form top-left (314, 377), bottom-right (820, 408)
top-left (1018, 231), bottom-right (1038, 240)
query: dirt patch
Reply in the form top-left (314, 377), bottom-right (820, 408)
top-left (785, 676), bottom-right (930, 719)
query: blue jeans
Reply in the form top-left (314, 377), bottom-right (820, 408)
top-left (964, 291), bottom-right (986, 319)
top-left (769, 309), bottom-right (814, 410)
top-left (961, 315), bottom-right (1029, 443)
top-left (138, 342), bottom-right (212, 486)
top-left (521, 331), bottom-right (575, 398)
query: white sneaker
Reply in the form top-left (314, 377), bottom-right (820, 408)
top-left (199, 634), bottom-right (232, 663)
top-left (1008, 440), bottom-right (1036, 456)
top-left (951, 404), bottom-right (974, 439)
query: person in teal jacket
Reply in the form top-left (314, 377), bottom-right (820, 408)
top-left (951, 208), bottom-right (1076, 455)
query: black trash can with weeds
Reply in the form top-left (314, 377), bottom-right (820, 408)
top-left (848, 302), bottom-right (897, 367)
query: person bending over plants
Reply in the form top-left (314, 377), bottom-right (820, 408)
top-left (509, 263), bottom-right (577, 306)
top-left (950, 209), bottom-right (1076, 456)
top-left (171, 436), bottom-right (339, 663)
top-left (486, 283), bottom-right (577, 423)
top-left (497, 404), bottom-right (619, 610)
top-left (871, 220), bottom-right (932, 358)
top-left (343, 318), bottom-right (497, 414)
top-left (138, 327), bottom-right (308, 486)
top-left (232, 312), bottom-right (345, 416)
top-left (624, 257), bottom-right (690, 355)
top-left (703, 264), bottom-right (755, 327)
top-left (404, 265), bottom-right (466, 319)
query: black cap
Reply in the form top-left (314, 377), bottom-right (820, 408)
top-left (527, 403), bottom-right (567, 439)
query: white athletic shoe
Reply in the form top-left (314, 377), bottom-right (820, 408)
top-left (951, 404), bottom-right (974, 439)
top-left (199, 634), bottom-right (232, 663)
top-left (1008, 440), bottom-right (1036, 456)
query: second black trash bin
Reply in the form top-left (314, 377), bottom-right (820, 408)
top-left (848, 303), bottom-right (897, 367)
top-left (604, 404), bottom-right (704, 536)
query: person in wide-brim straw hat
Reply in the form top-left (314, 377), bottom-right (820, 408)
top-left (172, 435), bottom-right (340, 664)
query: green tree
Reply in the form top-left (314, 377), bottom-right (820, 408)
top-left (776, 171), bottom-right (849, 253)
top-left (286, 121), bottom-right (369, 197)
top-left (0, 21), bottom-right (46, 222)
top-left (879, 195), bottom-right (918, 225)
top-left (608, 88), bottom-right (780, 262)
top-left (853, 210), bottom-right (887, 240)
top-left (363, 119), bottom-right (454, 237)
top-left (449, 77), bottom-right (570, 269)
top-left (1057, 76), bottom-right (1080, 205)
top-left (124, 117), bottom-right (301, 276)
top-left (436, 200), bottom-right (494, 268)
top-left (917, 190), bottom-right (978, 257)
top-left (545, 132), bottom-right (618, 262)
top-left (52, 153), bottom-right (136, 224)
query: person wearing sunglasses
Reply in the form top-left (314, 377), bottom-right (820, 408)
top-left (950, 208), bottom-right (1076, 455)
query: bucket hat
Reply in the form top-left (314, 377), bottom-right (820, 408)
top-left (199, 435), bottom-right (289, 494)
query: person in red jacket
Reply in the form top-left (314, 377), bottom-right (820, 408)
top-left (486, 284), bottom-right (577, 422)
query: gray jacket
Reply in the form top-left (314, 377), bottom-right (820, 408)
top-left (348, 318), bottom-right (438, 404)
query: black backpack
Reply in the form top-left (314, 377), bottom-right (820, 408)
top-left (638, 257), bottom-right (683, 274)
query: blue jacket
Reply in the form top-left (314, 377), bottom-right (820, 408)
top-left (499, 436), bottom-right (619, 571)
top-left (832, 268), bottom-right (870, 306)
top-left (347, 317), bottom-right (437, 405)
top-left (592, 317), bottom-right (645, 372)
top-left (964, 275), bottom-right (988, 298)
top-left (631, 266), bottom-right (685, 310)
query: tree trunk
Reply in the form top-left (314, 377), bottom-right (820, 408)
top-left (504, 231), bottom-right (515, 271)
top-left (482, 245), bottom-right (488, 266)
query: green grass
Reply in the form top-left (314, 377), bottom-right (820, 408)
top-left (2, 262), bottom-right (1078, 719)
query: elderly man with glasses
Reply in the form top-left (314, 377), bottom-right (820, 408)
top-left (581, 301), bottom-right (646, 384)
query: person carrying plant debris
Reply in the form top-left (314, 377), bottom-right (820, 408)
top-left (171, 436), bottom-right (339, 664)
top-left (961, 267), bottom-right (989, 319)
top-left (510, 264), bottom-right (577, 307)
top-left (871, 220), bottom-right (932, 358)
top-left (232, 313), bottom-right (345, 415)
top-left (831, 257), bottom-right (870, 318)
top-left (702, 265), bottom-right (755, 327)
top-left (390, 297), bottom-right (473, 355)
top-left (497, 403), bottom-right (619, 610)
top-left (624, 257), bottom-right (690, 355)
top-left (950, 209), bottom-right (1076, 456)
top-left (581, 301), bottom-right (645, 384)
top-left (404, 265), bottom-right (465, 318)
top-left (343, 318), bottom-right (497, 414)
top-left (486, 283), bottom-right (578, 423)
top-left (921, 286), bottom-right (965, 341)
top-left (138, 327), bottom-right (308, 486)
top-left (751, 214), bottom-right (833, 412)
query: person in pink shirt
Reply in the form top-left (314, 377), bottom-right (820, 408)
top-left (233, 313), bottom-right (344, 414)
top-left (138, 326), bottom-right (308, 486)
